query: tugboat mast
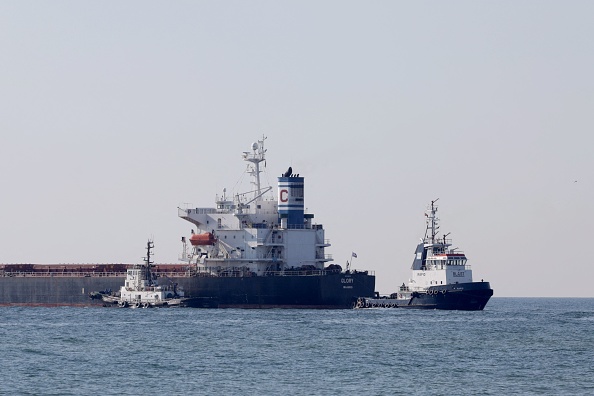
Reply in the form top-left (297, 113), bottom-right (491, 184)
top-left (143, 240), bottom-right (154, 284)
top-left (143, 240), bottom-right (154, 265)
top-left (425, 198), bottom-right (440, 244)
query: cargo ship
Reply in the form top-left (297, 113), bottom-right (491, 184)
top-left (0, 137), bottom-right (375, 308)
top-left (355, 199), bottom-right (493, 310)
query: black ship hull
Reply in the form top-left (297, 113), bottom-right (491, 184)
top-left (356, 282), bottom-right (493, 311)
top-left (401, 282), bottom-right (493, 310)
top-left (0, 276), bottom-right (124, 307)
top-left (0, 271), bottom-right (375, 309)
top-left (172, 271), bottom-right (374, 308)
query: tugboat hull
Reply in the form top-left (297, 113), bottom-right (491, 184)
top-left (356, 282), bottom-right (492, 311)
top-left (401, 282), bottom-right (493, 310)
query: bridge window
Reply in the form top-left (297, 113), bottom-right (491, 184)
top-left (291, 187), bottom-right (304, 197)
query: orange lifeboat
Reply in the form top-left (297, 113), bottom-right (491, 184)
top-left (189, 232), bottom-right (216, 246)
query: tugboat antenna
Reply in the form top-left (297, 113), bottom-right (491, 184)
top-left (144, 240), bottom-right (154, 267)
top-left (426, 198), bottom-right (440, 243)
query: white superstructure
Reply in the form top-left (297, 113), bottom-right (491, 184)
top-left (408, 199), bottom-right (473, 291)
top-left (178, 136), bottom-right (332, 276)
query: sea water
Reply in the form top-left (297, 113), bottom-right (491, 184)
top-left (1, 298), bottom-right (593, 395)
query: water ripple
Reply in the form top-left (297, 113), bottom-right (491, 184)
top-left (1, 298), bottom-right (593, 395)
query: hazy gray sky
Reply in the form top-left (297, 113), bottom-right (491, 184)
top-left (1, 1), bottom-right (592, 297)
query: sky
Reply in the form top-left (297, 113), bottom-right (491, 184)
top-left (1, 1), bottom-right (593, 297)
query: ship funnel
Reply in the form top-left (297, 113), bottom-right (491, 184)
top-left (278, 171), bottom-right (304, 228)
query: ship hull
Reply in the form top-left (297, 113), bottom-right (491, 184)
top-left (172, 271), bottom-right (374, 308)
top-left (0, 271), bottom-right (375, 309)
top-left (0, 276), bottom-right (124, 307)
top-left (401, 282), bottom-right (493, 310)
top-left (357, 282), bottom-right (493, 311)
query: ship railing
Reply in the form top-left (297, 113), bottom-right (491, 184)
top-left (1, 270), bottom-right (203, 278)
top-left (256, 238), bottom-right (283, 245)
top-left (241, 223), bottom-right (325, 231)
top-left (157, 271), bottom-right (193, 278)
top-left (285, 224), bottom-right (307, 230)
top-left (423, 263), bottom-right (473, 271)
top-left (263, 269), bottom-right (375, 277)
top-left (283, 224), bottom-right (324, 230)
top-left (178, 207), bottom-right (218, 217)
top-left (248, 223), bottom-right (270, 229)
top-left (243, 253), bottom-right (284, 260)
top-left (0, 267), bottom-right (380, 278)
top-left (164, 266), bottom-right (375, 278)
top-left (425, 239), bottom-right (453, 247)
top-left (1, 271), bottom-right (127, 277)
top-left (264, 269), bottom-right (327, 276)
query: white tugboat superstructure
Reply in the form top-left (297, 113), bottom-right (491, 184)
top-left (409, 199), bottom-right (473, 291)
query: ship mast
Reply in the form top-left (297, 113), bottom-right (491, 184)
top-left (425, 198), bottom-right (440, 244)
top-left (242, 135), bottom-right (267, 201)
top-left (143, 240), bottom-right (155, 285)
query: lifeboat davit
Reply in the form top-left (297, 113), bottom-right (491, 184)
top-left (190, 232), bottom-right (216, 246)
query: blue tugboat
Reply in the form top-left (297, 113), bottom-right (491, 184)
top-left (355, 199), bottom-right (493, 310)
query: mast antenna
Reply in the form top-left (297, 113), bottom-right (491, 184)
top-left (425, 198), bottom-right (440, 243)
top-left (242, 135), bottom-right (267, 201)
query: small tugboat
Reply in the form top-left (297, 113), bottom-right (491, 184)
top-left (355, 199), bottom-right (493, 310)
top-left (98, 241), bottom-right (193, 308)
